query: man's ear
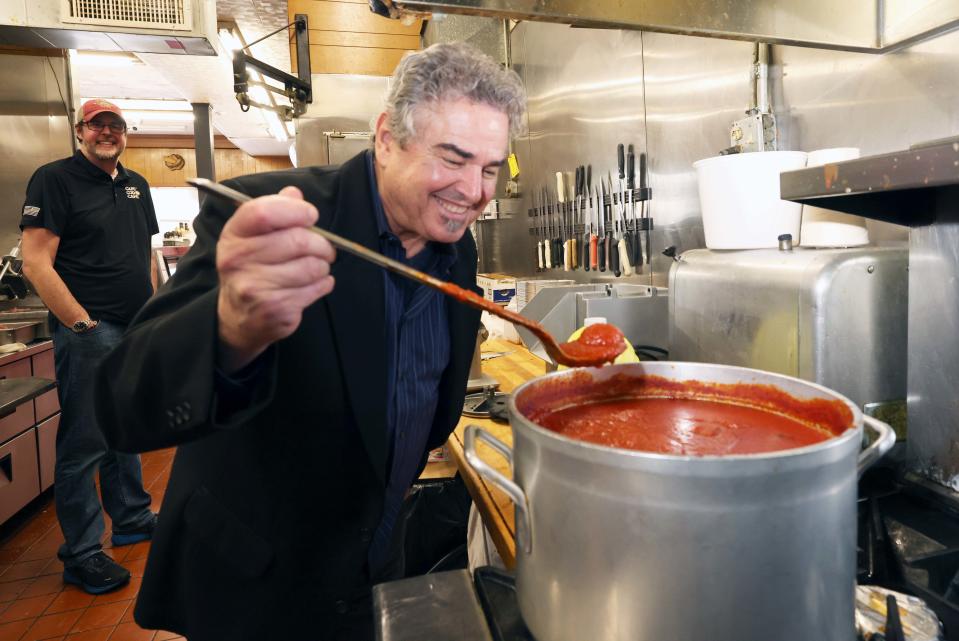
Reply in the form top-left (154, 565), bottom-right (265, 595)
top-left (373, 112), bottom-right (394, 160)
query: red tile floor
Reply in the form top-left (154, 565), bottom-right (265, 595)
top-left (0, 448), bottom-right (181, 641)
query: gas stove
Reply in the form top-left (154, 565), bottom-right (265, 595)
top-left (374, 464), bottom-right (958, 641)
top-left (858, 466), bottom-right (959, 639)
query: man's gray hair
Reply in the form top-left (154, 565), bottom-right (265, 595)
top-left (383, 42), bottom-right (526, 146)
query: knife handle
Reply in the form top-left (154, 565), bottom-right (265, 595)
top-left (617, 143), bottom-right (625, 180)
top-left (544, 239), bottom-right (552, 270)
top-left (537, 240), bottom-right (544, 270)
top-left (607, 232), bottom-right (618, 276)
top-left (627, 151), bottom-right (635, 191)
top-left (631, 227), bottom-right (643, 267)
top-left (597, 234), bottom-right (606, 272)
top-left (570, 237), bottom-right (578, 270)
top-left (582, 234), bottom-right (590, 272)
top-left (618, 236), bottom-right (633, 277)
top-left (639, 152), bottom-right (648, 189)
top-left (589, 235), bottom-right (598, 270)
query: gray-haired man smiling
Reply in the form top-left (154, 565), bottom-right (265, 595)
top-left (95, 43), bottom-right (526, 640)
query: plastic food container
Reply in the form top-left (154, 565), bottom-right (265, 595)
top-left (693, 151), bottom-right (808, 249)
top-left (800, 148), bottom-right (870, 247)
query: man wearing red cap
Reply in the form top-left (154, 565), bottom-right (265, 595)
top-left (19, 99), bottom-right (159, 594)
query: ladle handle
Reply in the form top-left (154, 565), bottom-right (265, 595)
top-left (463, 424), bottom-right (532, 555)
top-left (858, 415), bottom-right (896, 478)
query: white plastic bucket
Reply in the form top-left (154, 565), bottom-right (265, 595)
top-left (694, 151), bottom-right (808, 249)
top-left (799, 148), bottom-right (869, 247)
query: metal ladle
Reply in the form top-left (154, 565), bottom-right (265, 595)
top-left (187, 178), bottom-right (625, 368)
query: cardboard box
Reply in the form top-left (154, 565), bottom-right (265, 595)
top-left (476, 273), bottom-right (516, 304)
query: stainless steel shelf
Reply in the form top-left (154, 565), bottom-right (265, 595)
top-left (779, 137), bottom-right (959, 227)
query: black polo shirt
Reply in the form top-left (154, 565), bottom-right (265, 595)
top-left (20, 150), bottom-right (159, 325)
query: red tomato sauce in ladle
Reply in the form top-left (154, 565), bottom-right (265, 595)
top-left (436, 281), bottom-right (626, 367)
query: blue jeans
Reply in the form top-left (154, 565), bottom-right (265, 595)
top-left (53, 319), bottom-right (153, 566)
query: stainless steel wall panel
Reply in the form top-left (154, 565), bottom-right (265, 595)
top-left (0, 53), bottom-right (73, 254)
top-left (503, 21), bottom-right (651, 279)
top-left (775, 30), bottom-right (959, 157)
top-left (641, 32), bottom-right (753, 285)
top-left (774, 29), bottom-right (959, 242)
top-left (907, 216), bottom-right (959, 489)
top-left (501, 23), bottom-right (752, 286)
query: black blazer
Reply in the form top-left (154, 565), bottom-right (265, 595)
top-left (95, 152), bottom-right (481, 641)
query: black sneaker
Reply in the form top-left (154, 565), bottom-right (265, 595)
top-left (63, 552), bottom-right (131, 594)
top-left (111, 512), bottom-right (158, 547)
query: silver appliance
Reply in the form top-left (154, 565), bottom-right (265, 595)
top-left (325, 132), bottom-right (372, 165)
top-left (668, 245), bottom-right (908, 424)
top-left (516, 283), bottom-right (669, 366)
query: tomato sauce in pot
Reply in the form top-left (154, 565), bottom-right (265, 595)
top-left (517, 371), bottom-right (854, 456)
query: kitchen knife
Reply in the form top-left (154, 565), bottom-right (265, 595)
top-left (597, 183), bottom-right (606, 272)
top-left (605, 176), bottom-right (619, 277)
top-left (556, 173), bottom-right (571, 271)
top-left (533, 191), bottom-right (544, 271)
top-left (640, 152), bottom-right (651, 265)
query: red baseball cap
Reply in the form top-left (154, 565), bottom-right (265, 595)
top-left (80, 99), bottom-right (126, 124)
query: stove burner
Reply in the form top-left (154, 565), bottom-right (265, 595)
top-left (858, 466), bottom-right (959, 639)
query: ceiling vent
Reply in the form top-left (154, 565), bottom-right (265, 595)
top-left (61, 0), bottom-right (192, 31)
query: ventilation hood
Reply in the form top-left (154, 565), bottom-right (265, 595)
top-left (382, 0), bottom-right (959, 53)
top-left (0, 0), bottom-right (216, 55)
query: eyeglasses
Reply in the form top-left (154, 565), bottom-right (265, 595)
top-left (83, 121), bottom-right (127, 134)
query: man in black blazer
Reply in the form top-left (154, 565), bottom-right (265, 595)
top-left (93, 42), bottom-right (526, 640)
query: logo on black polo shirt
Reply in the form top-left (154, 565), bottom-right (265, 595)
top-left (22, 206), bottom-right (39, 217)
top-left (125, 186), bottom-right (141, 199)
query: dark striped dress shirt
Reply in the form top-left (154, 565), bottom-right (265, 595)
top-left (365, 151), bottom-right (456, 573)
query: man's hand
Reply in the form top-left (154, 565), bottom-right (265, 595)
top-left (216, 186), bottom-right (336, 373)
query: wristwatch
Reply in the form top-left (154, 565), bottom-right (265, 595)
top-left (71, 319), bottom-right (98, 333)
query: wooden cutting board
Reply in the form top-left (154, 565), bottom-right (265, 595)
top-left (447, 338), bottom-right (548, 569)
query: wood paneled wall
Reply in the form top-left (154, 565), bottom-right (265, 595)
top-left (289, 0), bottom-right (421, 76)
top-left (121, 148), bottom-right (291, 187)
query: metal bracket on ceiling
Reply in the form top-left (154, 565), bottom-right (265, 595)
top-left (232, 14), bottom-right (312, 121)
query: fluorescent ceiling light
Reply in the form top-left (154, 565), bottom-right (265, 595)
top-left (124, 110), bottom-right (196, 122)
top-left (248, 79), bottom-right (291, 142)
top-left (82, 98), bottom-right (193, 112)
top-left (218, 28), bottom-right (242, 52)
top-left (71, 51), bottom-right (141, 66)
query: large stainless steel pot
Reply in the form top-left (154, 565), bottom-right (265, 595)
top-left (464, 362), bottom-right (895, 641)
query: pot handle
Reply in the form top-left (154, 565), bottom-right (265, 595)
top-left (858, 415), bottom-right (896, 477)
top-left (463, 424), bottom-right (532, 555)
